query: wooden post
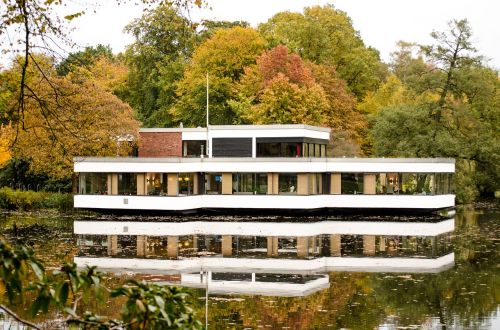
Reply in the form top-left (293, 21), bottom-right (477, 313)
top-left (364, 174), bottom-right (376, 195)
top-left (297, 237), bottom-right (309, 258)
top-left (107, 235), bottom-right (118, 256)
top-left (222, 173), bottom-right (232, 194)
top-left (167, 236), bottom-right (178, 258)
top-left (111, 174), bottom-right (118, 195)
top-left (267, 237), bottom-right (279, 256)
top-left (331, 173), bottom-right (341, 194)
top-left (297, 174), bottom-right (309, 195)
top-left (222, 235), bottom-right (232, 256)
top-left (137, 235), bottom-right (147, 257)
top-left (137, 174), bottom-right (146, 195)
top-left (167, 174), bottom-right (178, 196)
top-left (363, 235), bottom-right (376, 256)
top-left (330, 234), bottom-right (341, 256)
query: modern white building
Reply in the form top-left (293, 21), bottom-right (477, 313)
top-left (74, 125), bottom-right (455, 214)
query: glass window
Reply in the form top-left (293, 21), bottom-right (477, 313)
top-left (315, 144), bottom-right (320, 157)
top-left (308, 173), bottom-right (323, 195)
top-left (303, 143), bottom-right (308, 158)
top-left (279, 173), bottom-right (297, 194)
top-left (183, 140), bottom-right (207, 157)
top-left (376, 173), bottom-right (401, 194)
top-left (257, 143), bottom-right (280, 157)
top-left (435, 173), bottom-right (454, 194)
top-left (282, 143), bottom-right (300, 157)
top-left (205, 173), bottom-right (222, 194)
top-left (341, 173), bottom-right (364, 194)
top-left (308, 143), bottom-right (314, 157)
top-left (79, 173), bottom-right (108, 195)
top-left (232, 173), bottom-right (268, 194)
top-left (320, 144), bottom-right (326, 158)
top-left (118, 173), bottom-right (137, 195)
top-left (179, 173), bottom-right (196, 195)
top-left (146, 173), bottom-right (168, 195)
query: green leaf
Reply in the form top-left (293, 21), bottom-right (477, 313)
top-left (59, 282), bottom-right (69, 305)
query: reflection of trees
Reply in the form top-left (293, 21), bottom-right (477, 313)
top-left (190, 273), bottom-right (381, 329)
top-left (192, 210), bottom-right (498, 329)
top-left (367, 210), bottom-right (498, 328)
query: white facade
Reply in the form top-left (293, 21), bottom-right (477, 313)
top-left (74, 157), bottom-right (455, 174)
top-left (74, 194), bottom-right (455, 212)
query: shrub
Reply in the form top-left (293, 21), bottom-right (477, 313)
top-left (0, 187), bottom-right (73, 211)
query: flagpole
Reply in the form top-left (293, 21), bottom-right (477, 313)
top-left (206, 72), bottom-right (210, 158)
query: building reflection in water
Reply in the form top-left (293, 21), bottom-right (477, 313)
top-left (74, 218), bottom-right (454, 297)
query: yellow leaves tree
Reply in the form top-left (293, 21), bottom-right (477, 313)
top-left (170, 26), bottom-right (267, 126)
top-left (240, 73), bottom-right (327, 125)
top-left (357, 75), bottom-right (417, 114)
top-left (0, 57), bottom-right (139, 180)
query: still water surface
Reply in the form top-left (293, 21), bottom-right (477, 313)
top-left (0, 207), bottom-right (498, 329)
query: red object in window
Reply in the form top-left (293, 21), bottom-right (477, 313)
top-left (296, 144), bottom-right (301, 157)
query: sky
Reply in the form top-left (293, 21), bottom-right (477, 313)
top-left (1, 0), bottom-right (498, 69)
top-left (62, 0), bottom-right (500, 69)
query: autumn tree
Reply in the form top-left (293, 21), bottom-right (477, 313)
top-left (0, 56), bottom-right (139, 180)
top-left (170, 26), bottom-right (267, 126)
top-left (231, 45), bottom-right (365, 154)
top-left (258, 5), bottom-right (386, 98)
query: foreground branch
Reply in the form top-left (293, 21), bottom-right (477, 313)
top-left (0, 304), bottom-right (41, 330)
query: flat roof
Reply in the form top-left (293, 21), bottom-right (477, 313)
top-left (140, 124), bottom-right (331, 133)
top-left (74, 157), bottom-right (455, 164)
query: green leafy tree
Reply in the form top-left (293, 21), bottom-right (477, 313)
top-left (56, 44), bottom-right (114, 76)
top-left (370, 19), bottom-right (499, 201)
top-left (258, 5), bottom-right (387, 98)
top-left (170, 26), bottom-right (267, 126)
top-left (197, 20), bottom-right (250, 41)
top-left (124, 3), bottom-right (197, 127)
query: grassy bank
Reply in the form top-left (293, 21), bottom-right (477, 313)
top-left (0, 187), bottom-right (73, 211)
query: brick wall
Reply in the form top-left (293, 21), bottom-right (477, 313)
top-left (138, 132), bottom-right (182, 157)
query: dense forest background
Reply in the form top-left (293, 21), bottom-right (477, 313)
top-left (0, 3), bottom-right (498, 203)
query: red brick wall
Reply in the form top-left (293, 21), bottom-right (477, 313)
top-left (138, 132), bottom-right (182, 157)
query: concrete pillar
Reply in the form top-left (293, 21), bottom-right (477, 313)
top-left (136, 174), bottom-right (146, 195)
top-left (222, 235), bottom-right (232, 257)
top-left (107, 235), bottom-right (118, 256)
top-left (167, 174), bottom-right (178, 196)
top-left (111, 174), bottom-right (118, 195)
top-left (330, 234), bottom-right (341, 257)
top-left (267, 173), bottom-right (279, 195)
top-left (222, 173), bottom-right (232, 194)
top-left (167, 236), bottom-right (178, 258)
top-left (364, 174), bottom-right (376, 195)
top-left (137, 235), bottom-right (147, 257)
top-left (297, 174), bottom-right (309, 195)
top-left (267, 236), bottom-right (279, 256)
top-left (272, 173), bottom-right (279, 194)
top-left (331, 173), bottom-right (341, 194)
top-left (267, 173), bottom-right (273, 195)
top-left (363, 235), bottom-right (376, 256)
top-left (297, 237), bottom-right (309, 258)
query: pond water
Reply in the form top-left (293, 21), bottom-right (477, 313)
top-left (0, 207), bottom-right (498, 329)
